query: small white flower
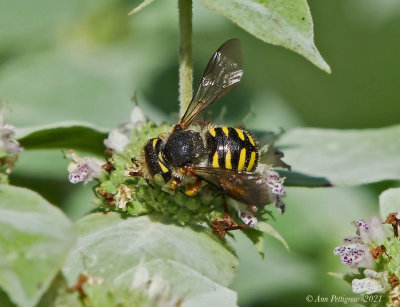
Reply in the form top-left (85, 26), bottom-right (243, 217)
top-left (0, 113), bottom-right (23, 155)
top-left (130, 106), bottom-right (146, 126)
top-left (334, 216), bottom-right (388, 269)
top-left (257, 164), bottom-right (287, 213)
top-left (114, 184), bottom-right (134, 211)
top-left (389, 285), bottom-right (400, 306)
top-left (104, 106), bottom-right (146, 152)
top-left (67, 150), bottom-right (104, 184)
top-left (352, 269), bottom-right (389, 294)
top-left (238, 205), bottom-right (258, 227)
top-left (333, 243), bottom-right (375, 269)
top-left (355, 217), bottom-right (387, 244)
top-left (343, 236), bottom-right (362, 244)
top-left (131, 264), bottom-right (181, 307)
top-left (104, 130), bottom-right (130, 152)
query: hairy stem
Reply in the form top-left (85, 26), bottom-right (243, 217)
top-left (178, 0), bottom-right (193, 117)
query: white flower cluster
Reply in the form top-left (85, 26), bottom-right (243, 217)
top-left (0, 113), bottom-right (23, 155)
top-left (237, 164), bottom-right (287, 227)
top-left (104, 106), bottom-right (145, 152)
top-left (334, 217), bottom-right (391, 294)
top-left (0, 112), bottom-right (23, 174)
top-left (67, 150), bottom-right (104, 184)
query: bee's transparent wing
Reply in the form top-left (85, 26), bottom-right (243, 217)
top-left (190, 166), bottom-right (271, 207)
top-left (178, 39), bottom-right (243, 129)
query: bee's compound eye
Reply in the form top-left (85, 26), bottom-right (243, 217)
top-left (162, 131), bottom-right (204, 167)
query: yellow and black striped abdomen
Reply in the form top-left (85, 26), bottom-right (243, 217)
top-left (206, 126), bottom-right (258, 172)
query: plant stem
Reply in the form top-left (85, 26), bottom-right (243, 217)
top-left (178, 0), bottom-right (193, 117)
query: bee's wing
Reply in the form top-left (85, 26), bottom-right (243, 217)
top-left (178, 39), bottom-right (243, 129)
top-left (190, 166), bottom-right (271, 207)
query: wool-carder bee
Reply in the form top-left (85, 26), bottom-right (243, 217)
top-left (138, 39), bottom-right (281, 236)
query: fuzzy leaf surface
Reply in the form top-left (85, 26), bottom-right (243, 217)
top-left (63, 213), bottom-right (238, 307)
top-left (201, 0), bottom-right (330, 72)
top-left (277, 126), bottom-right (400, 185)
top-left (17, 123), bottom-right (108, 155)
top-left (0, 185), bottom-right (76, 307)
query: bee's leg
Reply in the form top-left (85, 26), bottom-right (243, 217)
top-left (212, 199), bottom-right (247, 238)
top-left (130, 157), bottom-right (140, 167)
top-left (145, 179), bottom-right (154, 189)
top-left (185, 177), bottom-right (202, 196)
top-left (127, 157), bottom-right (144, 177)
top-left (169, 177), bottom-right (181, 190)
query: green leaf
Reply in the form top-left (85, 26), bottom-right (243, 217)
top-left (0, 185), bottom-right (76, 307)
top-left (379, 188), bottom-right (400, 221)
top-left (201, 0), bottom-right (330, 72)
top-left (63, 213), bottom-right (238, 307)
top-left (242, 228), bottom-right (265, 258)
top-left (17, 123), bottom-right (108, 155)
top-left (279, 170), bottom-right (332, 187)
top-left (255, 221), bottom-right (289, 251)
top-left (277, 125), bottom-right (400, 185)
top-left (128, 0), bottom-right (156, 15)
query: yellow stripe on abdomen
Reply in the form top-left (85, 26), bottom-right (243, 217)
top-left (225, 150), bottom-right (232, 169)
top-left (235, 128), bottom-right (245, 141)
top-left (238, 148), bottom-right (246, 171)
top-left (212, 151), bottom-right (219, 168)
top-left (247, 135), bottom-right (256, 146)
top-left (222, 126), bottom-right (229, 137)
top-left (247, 151), bottom-right (256, 171)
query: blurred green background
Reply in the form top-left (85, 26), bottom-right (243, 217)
top-left (1, 0), bottom-right (400, 305)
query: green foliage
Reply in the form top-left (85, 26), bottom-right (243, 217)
top-left (201, 0), bottom-right (330, 72)
top-left (0, 185), bottom-right (76, 307)
top-left (63, 213), bottom-right (238, 307)
top-left (242, 221), bottom-right (288, 259)
top-left (0, 0), bottom-right (399, 306)
top-left (277, 125), bottom-right (400, 185)
top-left (17, 124), bottom-right (107, 155)
top-left (278, 170), bottom-right (331, 187)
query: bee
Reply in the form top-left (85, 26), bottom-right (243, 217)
top-left (139, 39), bottom-right (275, 236)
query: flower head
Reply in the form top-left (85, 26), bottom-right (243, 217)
top-left (67, 150), bottom-right (104, 184)
top-left (352, 269), bottom-right (389, 294)
top-left (334, 243), bottom-right (375, 269)
top-left (355, 217), bottom-right (387, 245)
top-left (257, 164), bottom-right (287, 214)
top-left (114, 184), bottom-right (134, 211)
top-left (389, 285), bottom-right (400, 306)
top-left (104, 106), bottom-right (145, 152)
top-left (238, 205), bottom-right (258, 227)
top-left (334, 217), bottom-right (388, 269)
top-left (0, 113), bottom-right (23, 155)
